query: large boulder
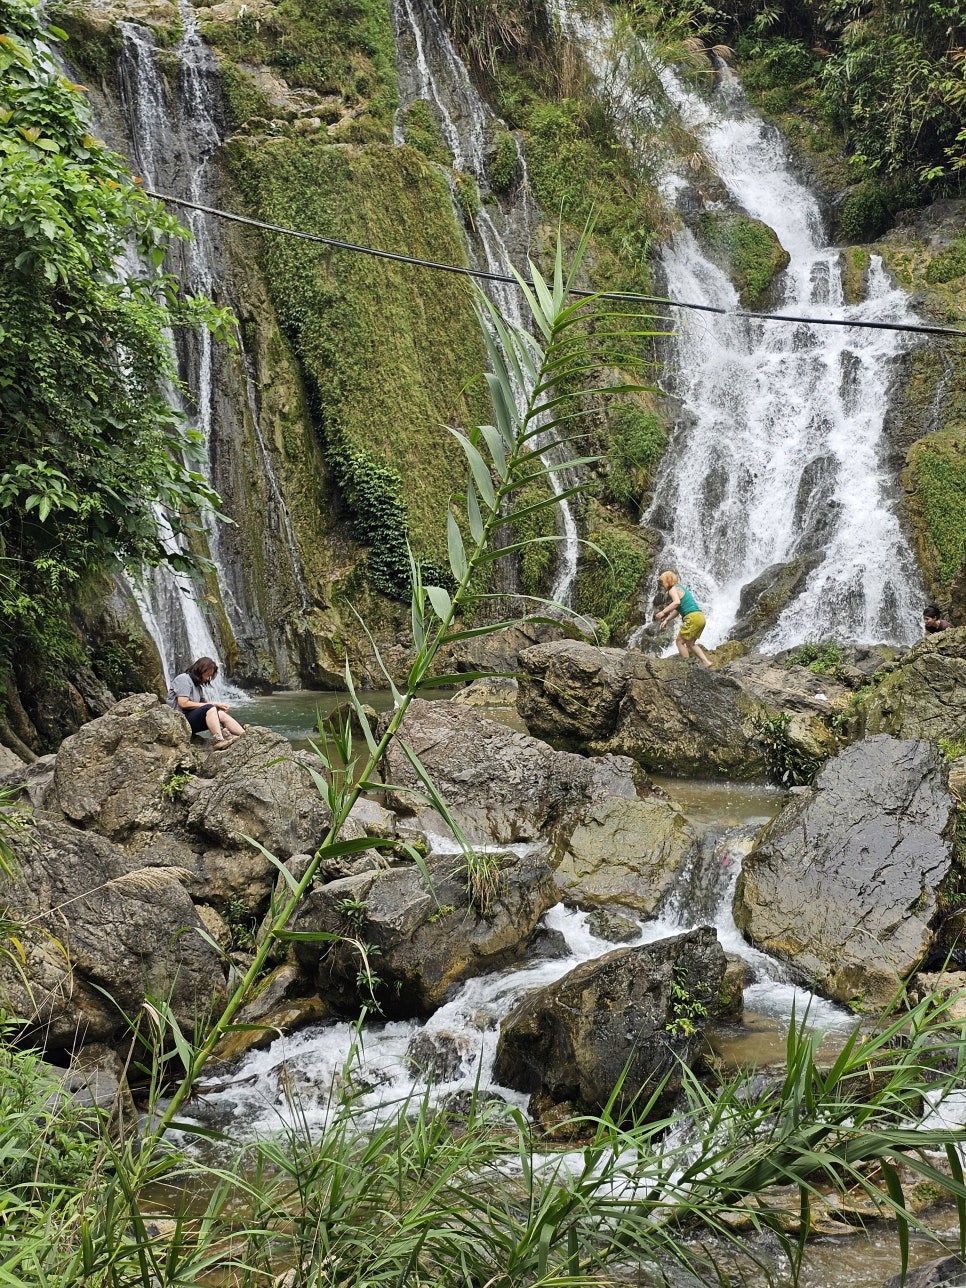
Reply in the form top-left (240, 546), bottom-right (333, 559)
top-left (381, 698), bottom-right (642, 847)
top-left (493, 926), bottom-right (725, 1119)
top-left (734, 736), bottom-right (956, 1007)
top-left (518, 641), bottom-right (851, 779)
top-left (44, 703), bottom-right (333, 915)
top-left (286, 847), bottom-right (559, 1016)
top-left (49, 693), bottom-right (193, 840)
top-left (0, 818), bottom-right (226, 1048)
top-left (554, 794), bottom-right (697, 915)
top-left (858, 628), bottom-right (966, 742)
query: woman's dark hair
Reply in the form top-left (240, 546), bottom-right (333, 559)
top-left (187, 657), bottom-right (219, 686)
top-left (924, 605), bottom-right (941, 617)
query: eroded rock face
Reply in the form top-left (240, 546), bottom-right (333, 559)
top-left (381, 698), bottom-right (641, 846)
top-left (287, 847), bottom-right (559, 1016)
top-left (858, 628), bottom-right (966, 742)
top-left (734, 736), bottom-right (956, 1007)
top-left (493, 926), bottom-right (725, 1118)
top-left (0, 818), bottom-right (225, 1047)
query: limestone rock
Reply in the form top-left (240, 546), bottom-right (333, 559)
top-left (734, 736), bottom-right (956, 1007)
top-left (0, 818), bottom-right (226, 1047)
top-left (381, 698), bottom-right (641, 848)
top-left (555, 794), bottom-right (697, 914)
top-left (287, 847), bottom-right (558, 1016)
top-left (493, 926), bottom-right (725, 1118)
top-left (858, 628), bottom-right (966, 742)
top-left (49, 694), bottom-right (193, 839)
top-left (516, 641), bottom-right (628, 745)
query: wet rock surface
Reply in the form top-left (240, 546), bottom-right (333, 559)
top-left (735, 736), bottom-right (956, 1007)
top-left (288, 846), bottom-right (559, 1017)
top-left (493, 925), bottom-right (726, 1119)
top-left (858, 628), bottom-right (966, 742)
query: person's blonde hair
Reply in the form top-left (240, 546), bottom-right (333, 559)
top-left (659, 569), bottom-right (678, 589)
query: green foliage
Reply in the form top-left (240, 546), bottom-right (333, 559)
top-left (159, 768), bottom-right (192, 800)
top-left (574, 520), bottom-right (650, 635)
top-left (753, 711), bottom-right (823, 787)
top-left (0, 1041), bottom-right (101, 1190)
top-left (603, 403), bottom-right (667, 509)
top-left (837, 180), bottom-right (901, 243)
top-left (488, 128), bottom-right (519, 192)
top-left (223, 137), bottom-right (490, 572)
top-left (926, 233), bottom-right (966, 284)
top-left (453, 170), bottom-right (481, 226)
top-left (666, 964), bottom-right (709, 1039)
top-left (402, 98), bottom-right (451, 166)
top-left (507, 463), bottom-right (557, 596)
top-left (437, 0), bottom-right (553, 76)
top-left (216, 59), bottom-right (273, 129)
top-left (199, 0), bottom-right (398, 132)
top-left (786, 641), bottom-right (844, 675)
top-left (908, 436), bottom-right (966, 585)
top-left (0, 0), bottom-right (228, 677)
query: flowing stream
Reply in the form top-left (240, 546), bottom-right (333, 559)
top-left (391, 0), bottom-right (579, 604)
top-left (550, 1), bottom-right (923, 648)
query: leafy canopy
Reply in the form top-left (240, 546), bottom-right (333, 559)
top-left (0, 0), bottom-right (229, 662)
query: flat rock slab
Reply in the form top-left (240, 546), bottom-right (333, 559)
top-left (735, 736), bottom-right (956, 1007)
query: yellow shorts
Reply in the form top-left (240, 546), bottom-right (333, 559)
top-left (678, 611), bottom-right (706, 643)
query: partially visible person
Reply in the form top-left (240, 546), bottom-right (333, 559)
top-left (166, 657), bottom-right (245, 749)
top-left (654, 570), bottom-right (713, 669)
top-left (923, 605), bottom-right (953, 635)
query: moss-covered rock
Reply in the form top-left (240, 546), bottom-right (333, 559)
top-left (573, 503), bottom-right (658, 643)
top-left (699, 211), bottom-right (790, 308)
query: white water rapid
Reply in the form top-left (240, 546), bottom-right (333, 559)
top-left (115, 1), bottom-right (308, 687)
top-left (180, 809), bottom-right (855, 1143)
top-left (550, 0), bottom-right (923, 648)
top-left (391, 0), bottom-right (579, 604)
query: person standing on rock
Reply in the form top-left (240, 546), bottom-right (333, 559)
top-left (166, 657), bottom-right (245, 749)
top-left (654, 570), bottom-right (713, 669)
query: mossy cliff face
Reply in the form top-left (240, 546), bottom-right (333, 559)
top-left (874, 200), bottom-right (966, 612)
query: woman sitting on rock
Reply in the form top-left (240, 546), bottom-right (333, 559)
top-left (166, 656), bottom-right (245, 749)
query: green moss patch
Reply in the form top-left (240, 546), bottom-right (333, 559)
top-left (602, 402), bottom-right (667, 511)
top-left (700, 212), bottom-right (790, 307)
top-left (574, 505), bottom-right (654, 638)
top-left (199, 0), bottom-right (397, 132)
top-left (223, 138), bottom-right (489, 591)
top-left (907, 432), bottom-right (966, 587)
top-left (402, 100), bottom-right (451, 167)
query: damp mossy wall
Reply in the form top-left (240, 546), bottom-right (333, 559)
top-left (223, 136), bottom-right (490, 582)
top-left (699, 212), bottom-right (790, 308)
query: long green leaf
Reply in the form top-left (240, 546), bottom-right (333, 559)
top-left (449, 428), bottom-right (496, 510)
top-left (447, 509), bottom-right (467, 581)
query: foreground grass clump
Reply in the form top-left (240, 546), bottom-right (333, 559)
top-left (4, 985), bottom-right (966, 1286)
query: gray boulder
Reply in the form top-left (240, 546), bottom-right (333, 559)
top-left (0, 818), bottom-right (226, 1047)
top-left (881, 1255), bottom-right (966, 1288)
top-left (287, 847), bottom-right (558, 1016)
top-left (493, 926), bottom-right (725, 1119)
top-left (381, 698), bottom-right (642, 847)
top-left (858, 628), bottom-right (966, 742)
top-left (517, 641), bottom-right (850, 780)
top-left (734, 736), bottom-right (956, 1007)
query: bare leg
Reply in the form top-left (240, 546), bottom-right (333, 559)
top-left (220, 713), bottom-right (245, 737)
top-left (204, 707), bottom-right (227, 739)
top-left (675, 635), bottom-right (689, 659)
top-left (688, 641), bottom-right (713, 669)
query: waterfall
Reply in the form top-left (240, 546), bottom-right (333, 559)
top-left (391, 0), bottom-right (579, 604)
top-left (114, 1), bottom-right (311, 685)
top-left (550, 1), bottom-right (923, 648)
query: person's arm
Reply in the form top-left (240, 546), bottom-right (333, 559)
top-left (173, 676), bottom-right (207, 711)
top-left (655, 586), bottom-right (683, 624)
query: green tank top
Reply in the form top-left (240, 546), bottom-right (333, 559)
top-left (676, 585), bottom-right (701, 617)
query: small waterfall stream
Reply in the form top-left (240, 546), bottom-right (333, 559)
top-left (115, 1), bottom-right (310, 684)
top-left (181, 807), bottom-right (855, 1141)
top-left (391, 0), bottom-right (579, 604)
top-left (550, 1), bottom-right (923, 648)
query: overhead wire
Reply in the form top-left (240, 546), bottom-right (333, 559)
top-left (145, 188), bottom-right (966, 340)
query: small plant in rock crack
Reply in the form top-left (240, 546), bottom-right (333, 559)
top-left (666, 966), bottom-right (708, 1039)
top-left (336, 896), bottom-right (369, 929)
top-left (753, 711), bottom-right (822, 787)
top-left (160, 769), bottom-right (193, 800)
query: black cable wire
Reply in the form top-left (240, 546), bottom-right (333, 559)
top-left (146, 188), bottom-right (966, 340)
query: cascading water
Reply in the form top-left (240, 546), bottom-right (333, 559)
top-left (550, 0), bottom-right (923, 648)
top-left (114, 1), bottom-right (310, 685)
top-left (391, 0), bottom-right (579, 604)
top-left (179, 806), bottom-right (854, 1142)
